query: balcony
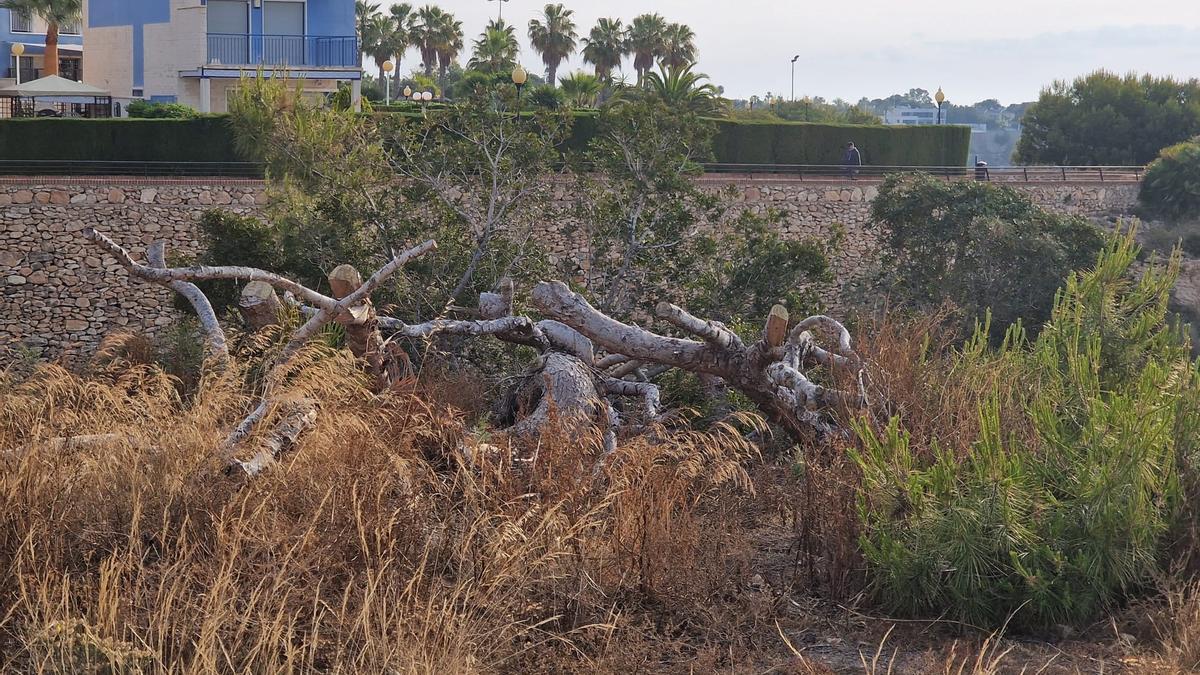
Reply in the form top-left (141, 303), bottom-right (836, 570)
top-left (206, 34), bottom-right (358, 69)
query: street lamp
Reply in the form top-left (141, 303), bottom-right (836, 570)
top-left (511, 65), bottom-right (527, 115)
top-left (934, 86), bottom-right (945, 125)
top-left (403, 85), bottom-right (413, 101)
top-left (790, 55), bottom-right (799, 101)
top-left (10, 42), bottom-right (24, 85)
top-left (382, 60), bottom-right (394, 105)
top-left (802, 95), bottom-right (811, 122)
top-left (488, 0), bottom-right (510, 22)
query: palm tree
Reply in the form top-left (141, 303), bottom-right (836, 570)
top-left (1, 0), bottom-right (80, 78)
top-left (468, 27), bottom-right (518, 74)
top-left (387, 3), bottom-right (416, 90)
top-left (559, 71), bottom-right (602, 107)
top-left (658, 23), bottom-right (696, 70)
top-left (642, 64), bottom-right (722, 114)
top-left (527, 4), bottom-right (577, 88)
top-left (626, 13), bottom-right (666, 85)
top-left (413, 5), bottom-right (449, 77)
top-left (434, 16), bottom-right (463, 87)
top-left (363, 15), bottom-right (398, 84)
top-left (581, 18), bottom-right (627, 80)
top-left (356, 0), bottom-right (381, 42)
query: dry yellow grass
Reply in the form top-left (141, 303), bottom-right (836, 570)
top-left (0, 343), bottom-right (766, 673)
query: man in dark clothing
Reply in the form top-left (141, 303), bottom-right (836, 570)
top-left (843, 142), bottom-right (862, 179)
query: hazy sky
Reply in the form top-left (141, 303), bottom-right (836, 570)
top-left (418, 0), bottom-right (1200, 105)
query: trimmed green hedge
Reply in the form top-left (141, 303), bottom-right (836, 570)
top-left (0, 116), bottom-right (239, 162)
top-left (0, 113), bottom-right (970, 167)
top-left (711, 120), bottom-right (971, 166)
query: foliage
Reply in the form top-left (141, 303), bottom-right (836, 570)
top-left (558, 71), bottom-right (602, 108)
top-left (854, 228), bottom-right (1200, 630)
top-left (868, 173), bottom-right (1103, 339)
top-left (581, 17), bottom-right (627, 80)
top-left (1015, 71), bottom-right (1200, 165)
top-left (627, 13), bottom-right (666, 83)
top-left (468, 24), bottom-right (519, 74)
top-left (658, 23), bottom-right (696, 70)
top-left (1139, 137), bottom-right (1200, 220)
top-left (527, 3), bottom-right (578, 87)
top-left (525, 84), bottom-right (566, 110)
top-left (637, 64), bottom-right (725, 116)
top-left (412, 4), bottom-right (463, 79)
top-left (736, 98), bottom-right (881, 125)
top-left (126, 99), bottom-right (199, 119)
top-left (193, 210), bottom-right (284, 311)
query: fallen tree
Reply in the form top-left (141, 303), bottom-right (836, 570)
top-left (81, 227), bottom-right (865, 474)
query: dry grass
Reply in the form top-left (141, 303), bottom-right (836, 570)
top-left (0, 344), bottom-right (767, 673)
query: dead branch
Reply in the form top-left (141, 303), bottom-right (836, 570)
top-left (146, 241), bottom-right (229, 366)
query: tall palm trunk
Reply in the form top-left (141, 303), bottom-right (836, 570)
top-left (44, 22), bottom-right (59, 77)
top-left (547, 63), bottom-right (558, 88)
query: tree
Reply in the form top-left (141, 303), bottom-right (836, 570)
top-left (559, 71), bottom-right (602, 107)
top-left (387, 3), bottom-right (416, 90)
top-left (469, 27), bottom-right (519, 75)
top-left (581, 18), bottom-right (627, 80)
top-left (527, 4), bottom-right (577, 89)
top-left (658, 23), bottom-right (696, 70)
top-left (0, 0), bottom-right (80, 78)
top-left (1139, 136), bottom-right (1200, 220)
top-left (433, 14), bottom-right (463, 86)
top-left (362, 14), bottom-right (399, 84)
top-left (413, 5), bottom-right (455, 77)
top-left (355, 1), bottom-right (381, 43)
top-left (639, 64), bottom-right (723, 116)
top-left (868, 173), bottom-right (1104, 340)
top-left (1015, 71), bottom-right (1200, 165)
top-left (627, 13), bottom-right (666, 85)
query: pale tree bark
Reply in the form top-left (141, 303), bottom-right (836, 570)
top-left (238, 281), bottom-right (283, 332)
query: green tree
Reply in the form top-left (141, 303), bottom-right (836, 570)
top-left (639, 64), bottom-right (723, 116)
top-left (413, 5), bottom-right (456, 78)
top-left (355, 1), bottom-right (381, 43)
top-left (527, 4), bottom-right (577, 89)
top-left (559, 71), bottom-right (602, 107)
top-left (1016, 71), bottom-right (1200, 165)
top-left (657, 23), bottom-right (696, 70)
top-left (868, 172), bottom-right (1104, 339)
top-left (387, 3), bottom-right (417, 90)
top-left (581, 17), bottom-right (627, 80)
top-left (469, 26), bottom-right (519, 74)
top-left (627, 13), bottom-right (666, 85)
top-left (1139, 136), bottom-right (1200, 220)
top-left (0, 0), bottom-right (80, 78)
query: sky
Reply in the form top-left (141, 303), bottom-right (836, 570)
top-left (412, 0), bottom-right (1200, 105)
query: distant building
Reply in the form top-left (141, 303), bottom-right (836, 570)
top-left (84, 0), bottom-right (361, 113)
top-left (884, 107), bottom-right (939, 125)
top-left (2, 8), bottom-right (84, 83)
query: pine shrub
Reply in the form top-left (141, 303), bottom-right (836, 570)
top-left (853, 227), bottom-right (1200, 630)
top-left (1140, 137), bottom-right (1200, 221)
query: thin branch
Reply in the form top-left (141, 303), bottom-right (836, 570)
top-left (147, 241), bottom-right (230, 366)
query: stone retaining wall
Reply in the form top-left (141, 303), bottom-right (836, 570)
top-left (0, 178), bottom-right (1140, 361)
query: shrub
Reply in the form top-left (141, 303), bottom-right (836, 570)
top-left (126, 99), bottom-right (199, 119)
top-left (853, 228), bottom-right (1200, 631)
top-left (868, 172), bottom-right (1104, 340)
top-left (1140, 137), bottom-right (1200, 220)
top-left (0, 117), bottom-right (241, 162)
top-left (711, 120), bottom-right (971, 166)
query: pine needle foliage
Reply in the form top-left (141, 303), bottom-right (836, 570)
top-left (853, 226), bottom-right (1200, 631)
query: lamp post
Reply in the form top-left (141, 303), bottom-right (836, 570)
top-left (403, 85), bottom-right (412, 103)
top-left (790, 54), bottom-right (799, 101)
top-left (488, 0), bottom-right (510, 22)
top-left (934, 86), bottom-right (945, 125)
top-left (10, 42), bottom-right (24, 85)
top-left (511, 65), bottom-right (527, 115)
top-left (419, 90), bottom-right (432, 116)
top-left (382, 60), bottom-right (394, 105)
top-left (802, 95), bottom-right (811, 122)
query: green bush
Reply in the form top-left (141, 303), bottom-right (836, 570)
top-left (126, 100), bottom-right (199, 119)
top-left (854, 229), bottom-right (1200, 631)
top-left (869, 172), bottom-right (1104, 340)
top-left (0, 117), bottom-right (241, 162)
top-left (1139, 137), bottom-right (1200, 220)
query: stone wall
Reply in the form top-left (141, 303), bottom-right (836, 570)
top-left (0, 178), bottom-right (1140, 361)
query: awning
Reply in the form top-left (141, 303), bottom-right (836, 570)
top-left (0, 74), bottom-right (109, 97)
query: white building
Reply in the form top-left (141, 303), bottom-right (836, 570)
top-left (884, 107), bottom-right (940, 126)
top-left (83, 0), bottom-right (361, 113)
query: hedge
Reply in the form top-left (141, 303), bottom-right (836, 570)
top-left (710, 120), bottom-right (971, 166)
top-left (0, 113), bottom-right (970, 167)
top-left (0, 116), bottom-right (239, 163)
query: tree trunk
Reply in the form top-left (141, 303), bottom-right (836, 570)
top-left (44, 23), bottom-right (59, 78)
top-left (547, 63), bottom-right (557, 88)
top-left (238, 280), bottom-right (283, 332)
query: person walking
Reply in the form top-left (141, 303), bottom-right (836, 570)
top-left (843, 141), bottom-right (862, 179)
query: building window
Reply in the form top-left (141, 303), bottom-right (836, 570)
top-left (11, 9), bottom-right (32, 33)
top-left (61, 19), bottom-right (81, 35)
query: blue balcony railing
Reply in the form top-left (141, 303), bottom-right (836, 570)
top-left (206, 34), bottom-right (358, 68)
